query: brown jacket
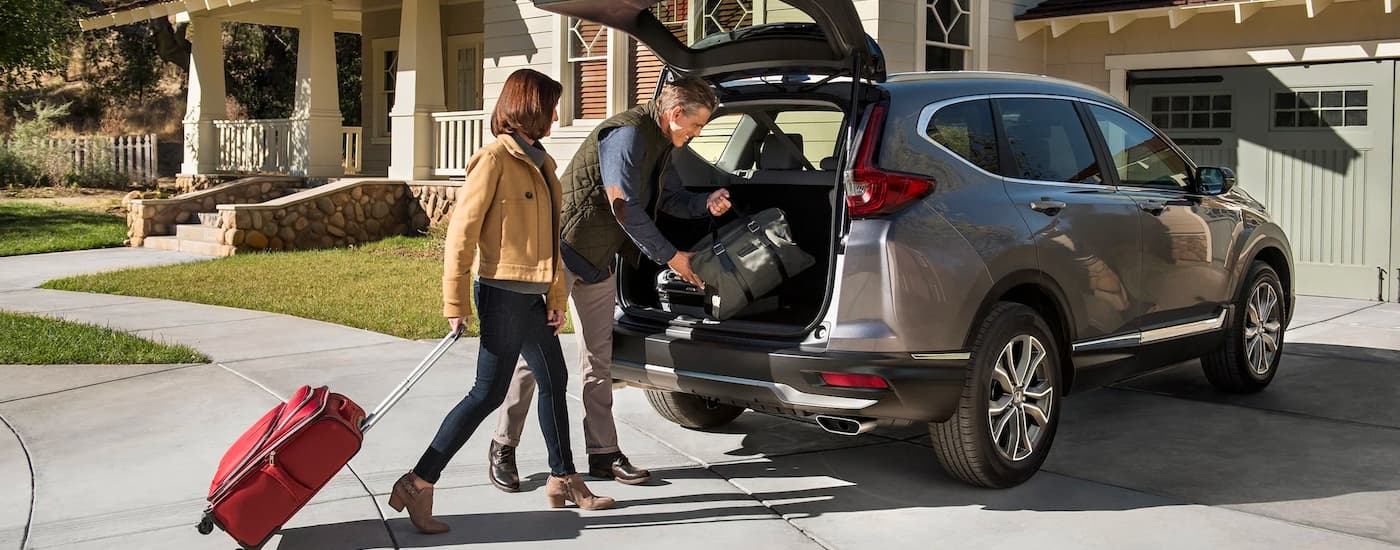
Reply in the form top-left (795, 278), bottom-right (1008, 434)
top-left (442, 135), bottom-right (566, 318)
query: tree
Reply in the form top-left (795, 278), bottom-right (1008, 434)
top-left (0, 0), bottom-right (79, 88)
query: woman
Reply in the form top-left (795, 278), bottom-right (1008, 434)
top-left (388, 68), bottom-right (615, 535)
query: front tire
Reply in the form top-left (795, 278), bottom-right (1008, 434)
top-left (931, 303), bottom-right (1062, 488)
top-left (1201, 261), bottom-right (1285, 393)
top-left (645, 390), bottom-right (745, 429)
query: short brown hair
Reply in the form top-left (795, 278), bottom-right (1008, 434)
top-left (657, 76), bottom-right (718, 117)
top-left (491, 69), bottom-right (563, 140)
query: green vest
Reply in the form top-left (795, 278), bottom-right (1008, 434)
top-left (559, 102), bottom-right (674, 273)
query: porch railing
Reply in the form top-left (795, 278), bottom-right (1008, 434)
top-left (214, 119), bottom-right (294, 173)
top-left (432, 110), bottom-right (489, 177)
top-left (341, 126), bottom-right (362, 175)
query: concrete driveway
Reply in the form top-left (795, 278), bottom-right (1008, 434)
top-left (1, 248), bottom-right (1398, 550)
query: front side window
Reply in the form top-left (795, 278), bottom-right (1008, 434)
top-left (994, 98), bottom-right (1103, 184)
top-left (1089, 105), bottom-right (1191, 189)
top-left (924, 99), bottom-right (999, 174)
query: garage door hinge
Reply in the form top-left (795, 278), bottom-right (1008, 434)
top-left (1380, 267), bottom-right (1388, 302)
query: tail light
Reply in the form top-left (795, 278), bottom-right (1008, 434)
top-left (819, 372), bottom-right (890, 389)
top-left (844, 103), bottom-right (935, 218)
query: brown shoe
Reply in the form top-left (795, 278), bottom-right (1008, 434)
top-left (545, 473), bottom-right (616, 510)
top-left (489, 440), bottom-right (520, 493)
top-left (387, 472), bottom-right (450, 534)
top-left (588, 452), bottom-right (652, 485)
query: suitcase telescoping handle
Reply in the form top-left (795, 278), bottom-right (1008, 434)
top-left (359, 326), bottom-right (463, 433)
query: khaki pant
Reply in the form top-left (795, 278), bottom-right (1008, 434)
top-left (492, 267), bottom-right (621, 455)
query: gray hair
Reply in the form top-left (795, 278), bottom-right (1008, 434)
top-left (657, 76), bottom-right (718, 116)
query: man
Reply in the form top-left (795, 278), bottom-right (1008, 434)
top-left (486, 77), bottom-right (731, 491)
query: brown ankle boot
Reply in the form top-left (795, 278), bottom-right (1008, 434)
top-left (545, 473), bottom-right (616, 510)
top-left (388, 472), bottom-right (451, 534)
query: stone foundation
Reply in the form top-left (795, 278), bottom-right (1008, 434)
top-left (173, 174), bottom-right (256, 194)
top-left (407, 182), bottom-right (462, 230)
top-left (127, 176), bottom-right (305, 247)
top-left (215, 179), bottom-right (414, 253)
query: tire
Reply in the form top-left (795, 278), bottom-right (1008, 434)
top-left (645, 390), bottom-right (745, 429)
top-left (930, 302), bottom-right (1062, 489)
top-left (1201, 261), bottom-right (1285, 393)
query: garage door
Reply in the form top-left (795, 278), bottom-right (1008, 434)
top-left (1128, 60), bottom-right (1397, 301)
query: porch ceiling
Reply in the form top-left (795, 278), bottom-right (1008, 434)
top-left (1014, 0), bottom-right (1394, 40)
top-left (79, 0), bottom-right (364, 32)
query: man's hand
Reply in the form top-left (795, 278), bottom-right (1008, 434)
top-left (706, 189), bottom-right (732, 217)
top-left (447, 315), bottom-right (471, 336)
top-left (668, 250), bottom-right (704, 289)
top-left (547, 309), bottom-right (566, 336)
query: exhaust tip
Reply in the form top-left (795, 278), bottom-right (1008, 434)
top-left (814, 414), bottom-right (878, 436)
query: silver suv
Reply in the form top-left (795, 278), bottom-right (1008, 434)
top-left (536, 0), bottom-right (1295, 488)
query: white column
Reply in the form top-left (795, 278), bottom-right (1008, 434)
top-left (1109, 68), bottom-right (1128, 103)
top-left (180, 14), bottom-right (228, 176)
top-left (388, 0), bottom-right (447, 180)
top-left (291, 0), bottom-right (343, 178)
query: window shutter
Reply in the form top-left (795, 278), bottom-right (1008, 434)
top-left (569, 19), bottom-right (609, 119)
top-left (630, 1), bottom-right (689, 107)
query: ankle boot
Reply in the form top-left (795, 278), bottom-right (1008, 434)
top-left (488, 440), bottom-right (520, 493)
top-left (545, 473), bottom-right (616, 510)
top-left (387, 472), bottom-right (450, 534)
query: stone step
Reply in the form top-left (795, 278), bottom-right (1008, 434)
top-left (141, 236), bottom-right (228, 257)
top-left (175, 224), bottom-right (223, 243)
top-left (197, 212), bottom-right (220, 227)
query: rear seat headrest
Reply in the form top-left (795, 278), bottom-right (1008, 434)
top-left (759, 133), bottom-right (805, 170)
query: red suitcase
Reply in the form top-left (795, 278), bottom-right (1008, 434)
top-left (196, 331), bottom-right (460, 549)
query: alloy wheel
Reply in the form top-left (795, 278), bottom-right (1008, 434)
top-left (1245, 282), bottom-right (1282, 376)
top-left (987, 334), bottom-right (1054, 462)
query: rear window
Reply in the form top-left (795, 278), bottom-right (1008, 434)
top-left (686, 107), bottom-right (844, 175)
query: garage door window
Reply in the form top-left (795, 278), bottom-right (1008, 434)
top-left (1273, 89), bottom-right (1368, 128)
top-left (1149, 94), bottom-right (1232, 130)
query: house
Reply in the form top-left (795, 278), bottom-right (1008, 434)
top-left (79, 0), bottom-right (1398, 300)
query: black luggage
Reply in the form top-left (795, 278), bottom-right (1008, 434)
top-left (688, 207), bottom-right (815, 320)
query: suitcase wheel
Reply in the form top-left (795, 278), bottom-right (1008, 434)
top-left (197, 509), bottom-right (215, 535)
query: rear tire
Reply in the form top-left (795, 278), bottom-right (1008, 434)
top-left (645, 390), bottom-right (745, 429)
top-left (1201, 261), bottom-right (1285, 393)
top-left (930, 302), bottom-right (1062, 488)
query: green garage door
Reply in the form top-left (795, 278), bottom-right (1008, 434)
top-left (1129, 61), bottom-right (1398, 301)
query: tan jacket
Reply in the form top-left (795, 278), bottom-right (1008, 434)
top-left (442, 135), bottom-right (566, 318)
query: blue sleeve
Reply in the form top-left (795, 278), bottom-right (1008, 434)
top-left (656, 160), bottom-right (712, 219)
top-left (599, 126), bottom-right (680, 264)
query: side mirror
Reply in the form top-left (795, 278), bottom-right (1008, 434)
top-left (1197, 166), bottom-right (1237, 195)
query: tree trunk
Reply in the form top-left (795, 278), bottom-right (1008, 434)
top-left (150, 18), bottom-right (191, 73)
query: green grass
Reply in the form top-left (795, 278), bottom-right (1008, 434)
top-left (0, 202), bottom-right (128, 257)
top-left (41, 235), bottom-right (576, 340)
top-left (0, 311), bottom-right (208, 364)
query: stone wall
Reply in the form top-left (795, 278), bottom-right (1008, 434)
top-left (215, 180), bottom-right (414, 253)
top-left (127, 176), bottom-right (305, 247)
top-left (173, 174), bottom-right (255, 194)
top-left (407, 182), bottom-right (462, 230)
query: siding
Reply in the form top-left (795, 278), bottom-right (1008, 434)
top-left (1040, 1), bottom-right (1400, 93)
top-left (986, 0), bottom-right (1044, 74)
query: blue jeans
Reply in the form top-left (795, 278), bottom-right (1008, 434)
top-left (413, 282), bottom-right (575, 481)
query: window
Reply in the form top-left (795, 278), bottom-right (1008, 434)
top-left (630, 1), bottom-right (690, 107)
top-left (1089, 105), bottom-right (1190, 189)
top-left (566, 18), bottom-right (610, 120)
top-left (924, 99), bottom-right (998, 174)
top-left (447, 34), bottom-right (484, 112)
top-left (701, 0), bottom-right (755, 39)
top-left (774, 110), bottom-right (843, 167)
top-left (1273, 89), bottom-right (1368, 128)
top-left (994, 99), bottom-right (1102, 184)
top-left (371, 39), bottom-right (399, 141)
top-left (922, 0), bottom-right (971, 70)
top-left (1149, 94), bottom-right (1231, 130)
top-left (683, 107), bottom-right (843, 174)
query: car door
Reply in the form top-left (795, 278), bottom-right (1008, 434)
top-left (1084, 102), bottom-right (1236, 333)
top-left (994, 97), bottom-right (1146, 353)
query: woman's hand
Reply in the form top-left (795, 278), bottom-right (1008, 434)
top-left (547, 310), bottom-right (566, 336)
top-left (447, 316), bottom-right (470, 336)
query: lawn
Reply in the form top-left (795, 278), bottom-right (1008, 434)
top-left (41, 235), bottom-right (529, 340)
top-left (0, 311), bottom-right (207, 364)
top-left (0, 201), bottom-right (128, 257)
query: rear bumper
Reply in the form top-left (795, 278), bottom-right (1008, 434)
top-left (612, 322), bottom-right (971, 423)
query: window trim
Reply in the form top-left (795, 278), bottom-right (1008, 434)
top-left (371, 37), bottom-right (400, 145)
top-left (915, 93), bottom-right (1200, 192)
top-left (915, 0), bottom-right (977, 71)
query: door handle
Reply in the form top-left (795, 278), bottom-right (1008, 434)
top-left (1029, 200), bottom-right (1067, 215)
top-left (1139, 200), bottom-right (1166, 215)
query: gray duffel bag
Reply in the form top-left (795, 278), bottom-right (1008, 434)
top-left (689, 207), bottom-right (815, 320)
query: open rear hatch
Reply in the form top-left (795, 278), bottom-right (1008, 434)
top-left (532, 0), bottom-right (885, 340)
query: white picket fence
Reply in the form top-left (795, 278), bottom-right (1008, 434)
top-left (14, 134), bottom-right (159, 184)
top-left (214, 119), bottom-right (295, 174)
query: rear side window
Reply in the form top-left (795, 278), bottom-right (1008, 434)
top-left (924, 99), bottom-right (999, 174)
top-left (994, 98), bottom-right (1104, 184)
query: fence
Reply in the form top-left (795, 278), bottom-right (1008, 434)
top-left (214, 119), bottom-right (295, 174)
top-left (432, 110), bottom-right (489, 177)
top-left (6, 134), bottom-right (159, 184)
